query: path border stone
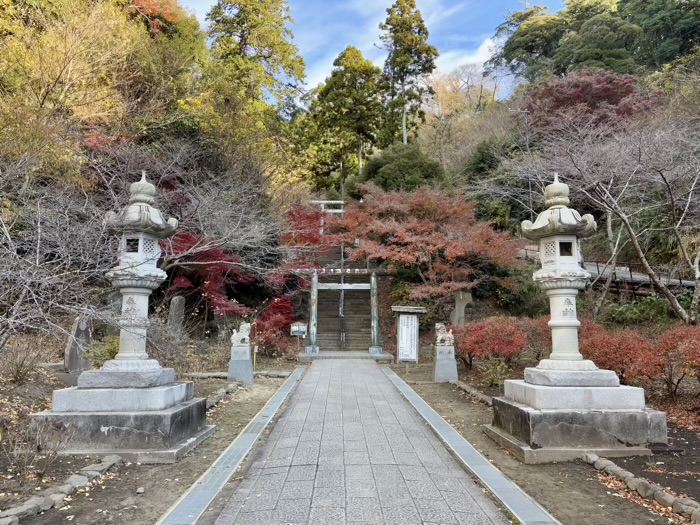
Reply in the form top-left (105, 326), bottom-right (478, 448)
top-left (155, 366), bottom-right (305, 525)
top-left (383, 367), bottom-right (563, 525)
top-left (0, 455), bottom-right (124, 524)
top-left (582, 453), bottom-right (700, 523)
top-left (449, 379), bottom-right (494, 406)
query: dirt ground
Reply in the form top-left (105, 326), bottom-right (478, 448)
top-left (393, 363), bottom-right (675, 525)
top-left (0, 350), bottom-right (297, 525)
top-left (619, 424), bottom-right (700, 502)
top-left (15, 375), bottom-right (288, 525)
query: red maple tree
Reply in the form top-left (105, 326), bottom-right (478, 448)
top-left (526, 69), bottom-right (657, 130)
top-left (329, 185), bottom-right (520, 301)
top-left (453, 317), bottom-right (527, 368)
top-left (163, 232), bottom-right (255, 317)
top-left (252, 296), bottom-right (297, 357)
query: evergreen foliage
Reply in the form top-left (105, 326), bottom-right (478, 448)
top-left (361, 143), bottom-right (444, 191)
top-left (379, 0), bottom-right (438, 144)
top-left (489, 0), bottom-right (700, 80)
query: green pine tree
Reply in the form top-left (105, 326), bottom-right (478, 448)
top-left (380, 0), bottom-right (438, 145)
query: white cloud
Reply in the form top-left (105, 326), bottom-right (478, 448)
top-left (423, 1), bottom-right (467, 27)
top-left (435, 37), bottom-right (494, 74)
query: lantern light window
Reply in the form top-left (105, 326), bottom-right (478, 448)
top-left (125, 238), bottom-right (140, 253)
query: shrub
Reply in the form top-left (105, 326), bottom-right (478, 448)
top-left (478, 357), bottom-right (510, 387)
top-left (86, 336), bottom-right (120, 368)
top-left (518, 316), bottom-right (551, 362)
top-left (580, 326), bottom-right (659, 385)
top-left (0, 411), bottom-right (73, 484)
top-left (655, 325), bottom-right (700, 399)
top-left (454, 316), bottom-right (527, 368)
top-left (0, 346), bottom-right (42, 385)
top-left (597, 295), bottom-right (676, 327)
top-left (361, 143), bottom-right (444, 191)
top-left (147, 319), bottom-right (201, 374)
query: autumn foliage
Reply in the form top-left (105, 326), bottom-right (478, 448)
top-left (164, 232), bottom-right (255, 317)
top-left (130, 0), bottom-right (182, 33)
top-left (526, 69), bottom-right (657, 130)
top-left (329, 184), bottom-right (520, 301)
top-left (252, 296), bottom-right (296, 357)
top-left (655, 325), bottom-right (700, 398)
top-left (453, 316), bottom-right (527, 368)
top-left (580, 322), bottom-right (660, 385)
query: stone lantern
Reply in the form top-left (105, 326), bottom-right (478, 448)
top-left (521, 173), bottom-right (617, 386)
top-left (80, 172), bottom-right (179, 385)
top-left (35, 173), bottom-right (213, 462)
top-left (484, 175), bottom-right (667, 463)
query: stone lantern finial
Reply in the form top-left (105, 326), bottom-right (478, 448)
top-left (129, 171), bottom-right (156, 205)
top-left (544, 173), bottom-right (570, 208)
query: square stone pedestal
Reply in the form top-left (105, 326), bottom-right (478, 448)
top-left (433, 345), bottom-right (458, 383)
top-left (228, 344), bottom-right (254, 384)
top-left (34, 378), bottom-right (213, 463)
top-left (485, 380), bottom-right (667, 463)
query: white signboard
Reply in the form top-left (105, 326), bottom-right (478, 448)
top-left (397, 314), bottom-right (419, 362)
top-left (290, 322), bottom-right (307, 336)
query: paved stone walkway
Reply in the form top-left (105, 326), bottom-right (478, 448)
top-left (214, 360), bottom-right (510, 525)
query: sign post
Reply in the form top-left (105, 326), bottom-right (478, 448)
top-left (291, 322), bottom-right (308, 354)
top-left (391, 306), bottom-right (427, 366)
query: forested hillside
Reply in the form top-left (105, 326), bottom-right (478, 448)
top-left (3, 0), bottom-right (700, 350)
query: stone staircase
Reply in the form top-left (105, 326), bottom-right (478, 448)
top-left (315, 288), bottom-right (373, 352)
top-left (311, 241), bottom-right (377, 352)
top-left (316, 291), bottom-right (341, 351)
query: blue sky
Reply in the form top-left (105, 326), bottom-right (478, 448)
top-left (181, 0), bottom-right (564, 89)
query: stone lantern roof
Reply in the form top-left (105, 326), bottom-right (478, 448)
top-left (104, 172), bottom-right (178, 238)
top-left (521, 174), bottom-right (596, 241)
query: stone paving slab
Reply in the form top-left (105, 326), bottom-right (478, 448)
top-left (213, 360), bottom-right (510, 525)
top-left (383, 367), bottom-right (563, 525)
top-left (156, 368), bottom-right (305, 525)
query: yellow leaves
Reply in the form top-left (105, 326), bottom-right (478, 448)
top-left (0, 0), bottom-right (143, 124)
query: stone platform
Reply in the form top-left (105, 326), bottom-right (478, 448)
top-left (486, 395), bottom-right (667, 464)
top-left (504, 380), bottom-right (645, 410)
top-left (297, 351), bottom-right (393, 363)
top-left (35, 397), bottom-right (208, 450)
top-left (36, 375), bottom-right (212, 463)
top-left (52, 382), bottom-right (193, 412)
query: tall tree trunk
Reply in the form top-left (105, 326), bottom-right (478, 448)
top-left (401, 82), bottom-right (408, 145)
top-left (358, 141), bottom-right (363, 174)
top-left (593, 213), bottom-right (619, 319)
top-left (617, 210), bottom-right (690, 323)
top-left (402, 106), bottom-right (408, 145)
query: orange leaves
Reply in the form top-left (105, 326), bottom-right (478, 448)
top-left (129, 0), bottom-right (182, 33)
top-left (133, 0), bottom-right (179, 22)
top-left (453, 317), bottom-right (528, 364)
top-left (328, 185), bottom-right (521, 300)
top-left (580, 325), bottom-right (660, 384)
top-left (656, 325), bottom-right (700, 362)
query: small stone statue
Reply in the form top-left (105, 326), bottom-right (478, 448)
top-left (435, 323), bottom-right (454, 346)
top-left (231, 323), bottom-right (251, 346)
top-left (229, 322), bottom-right (253, 384)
